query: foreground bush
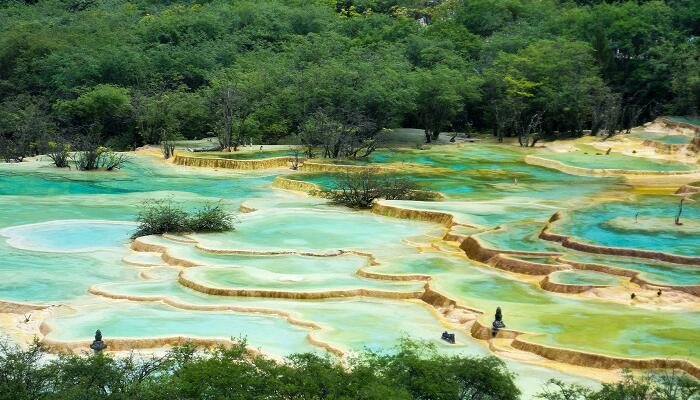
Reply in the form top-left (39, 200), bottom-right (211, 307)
top-left (132, 200), bottom-right (234, 238)
top-left (537, 371), bottom-right (700, 400)
top-left (322, 171), bottom-right (436, 209)
top-left (0, 339), bottom-right (519, 400)
top-left (1, 339), bottom-right (697, 400)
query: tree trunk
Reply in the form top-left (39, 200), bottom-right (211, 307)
top-left (675, 197), bottom-right (685, 225)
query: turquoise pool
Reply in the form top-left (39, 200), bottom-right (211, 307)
top-left (629, 131), bottom-right (693, 144)
top-left (535, 148), bottom-right (696, 171)
top-left (1, 143), bottom-right (698, 393)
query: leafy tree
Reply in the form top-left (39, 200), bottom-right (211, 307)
top-left (0, 340), bottom-right (51, 400)
top-left (484, 39), bottom-right (606, 141)
top-left (414, 66), bottom-right (477, 143)
top-left (537, 371), bottom-right (700, 400)
top-left (414, 67), bottom-right (461, 143)
top-left (131, 90), bottom-right (194, 157)
top-left (668, 43), bottom-right (700, 115)
top-left (0, 338), bottom-right (524, 400)
top-left (55, 85), bottom-right (133, 146)
top-left (0, 0), bottom-right (697, 152)
top-left (360, 339), bottom-right (520, 400)
top-left (455, 0), bottom-right (525, 37)
top-left (0, 95), bottom-right (54, 161)
top-left (483, 69), bottom-right (540, 144)
top-left (210, 71), bottom-right (265, 151)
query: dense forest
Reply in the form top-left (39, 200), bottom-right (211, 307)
top-left (1, 0), bottom-right (699, 159)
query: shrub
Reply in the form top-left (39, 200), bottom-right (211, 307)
top-left (321, 171), bottom-right (435, 208)
top-left (187, 203), bottom-right (236, 232)
top-left (70, 148), bottom-right (99, 170)
top-left (132, 200), bottom-right (234, 239)
top-left (537, 371), bottom-right (700, 400)
top-left (46, 141), bottom-right (71, 168)
top-left (71, 146), bottom-right (129, 171)
top-left (0, 340), bottom-right (52, 400)
top-left (99, 149), bottom-right (130, 170)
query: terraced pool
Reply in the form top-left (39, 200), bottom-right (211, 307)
top-left (1, 142), bottom-right (699, 396)
top-left (190, 149), bottom-right (292, 159)
top-left (628, 131), bottom-right (693, 145)
top-left (533, 145), bottom-right (696, 172)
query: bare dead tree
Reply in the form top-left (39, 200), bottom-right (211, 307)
top-left (213, 84), bottom-right (255, 152)
top-left (299, 109), bottom-right (381, 160)
top-left (491, 103), bottom-right (511, 143)
top-left (591, 102), bottom-right (604, 136)
top-left (289, 146), bottom-right (301, 170)
top-left (340, 112), bottom-right (379, 159)
top-left (161, 128), bottom-right (176, 159)
top-left (518, 111), bottom-right (543, 147)
top-left (622, 100), bottom-right (654, 134)
top-left (215, 86), bottom-right (236, 152)
top-left (601, 93), bottom-right (624, 140)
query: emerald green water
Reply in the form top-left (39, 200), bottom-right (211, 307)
top-left (0, 241), bottom-right (140, 303)
top-left (560, 252), bottom-right (700, 286)
top-left (534, 145), bottom-right (696, 171)
top-left (292, 149), bottom-right (617, 202)
top-left (629, 131), bottom-right (693, 144)
top-left (182, 254), bottom-right (424, 293)
top-left (47, 301), bottom-right (318, 358)
top-left (0, 156), bottom-right (277, 198)
top-left (667, 116), bottom-right (700, 127)
top-left (2, 143), bottom-right (699, 394)
top-left (476, 222), bottom-right (563, 253)
top-left (377, 200), bottom-right (557, 227)
top-left (555, 196), bottom-right (700, 257)
top-left (189, 208), bottom-right (443, 256)
top-left (549, 270), bottom-right (622, 286)
top-left (373, 253), bottom-right (700, 361)
top-left (1, 220), bottom-right (135, 253)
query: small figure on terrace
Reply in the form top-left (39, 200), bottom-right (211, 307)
top-left (631, 293), bottom-right (636, 300)
top-left (492, 306), bottom-right (506, 337)
top-left (657, 289), bottom-right (662, 297)
top-left (441, 331), bottom-right (455, 344)
top-left (90, 329), bottom-right (107, 354)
